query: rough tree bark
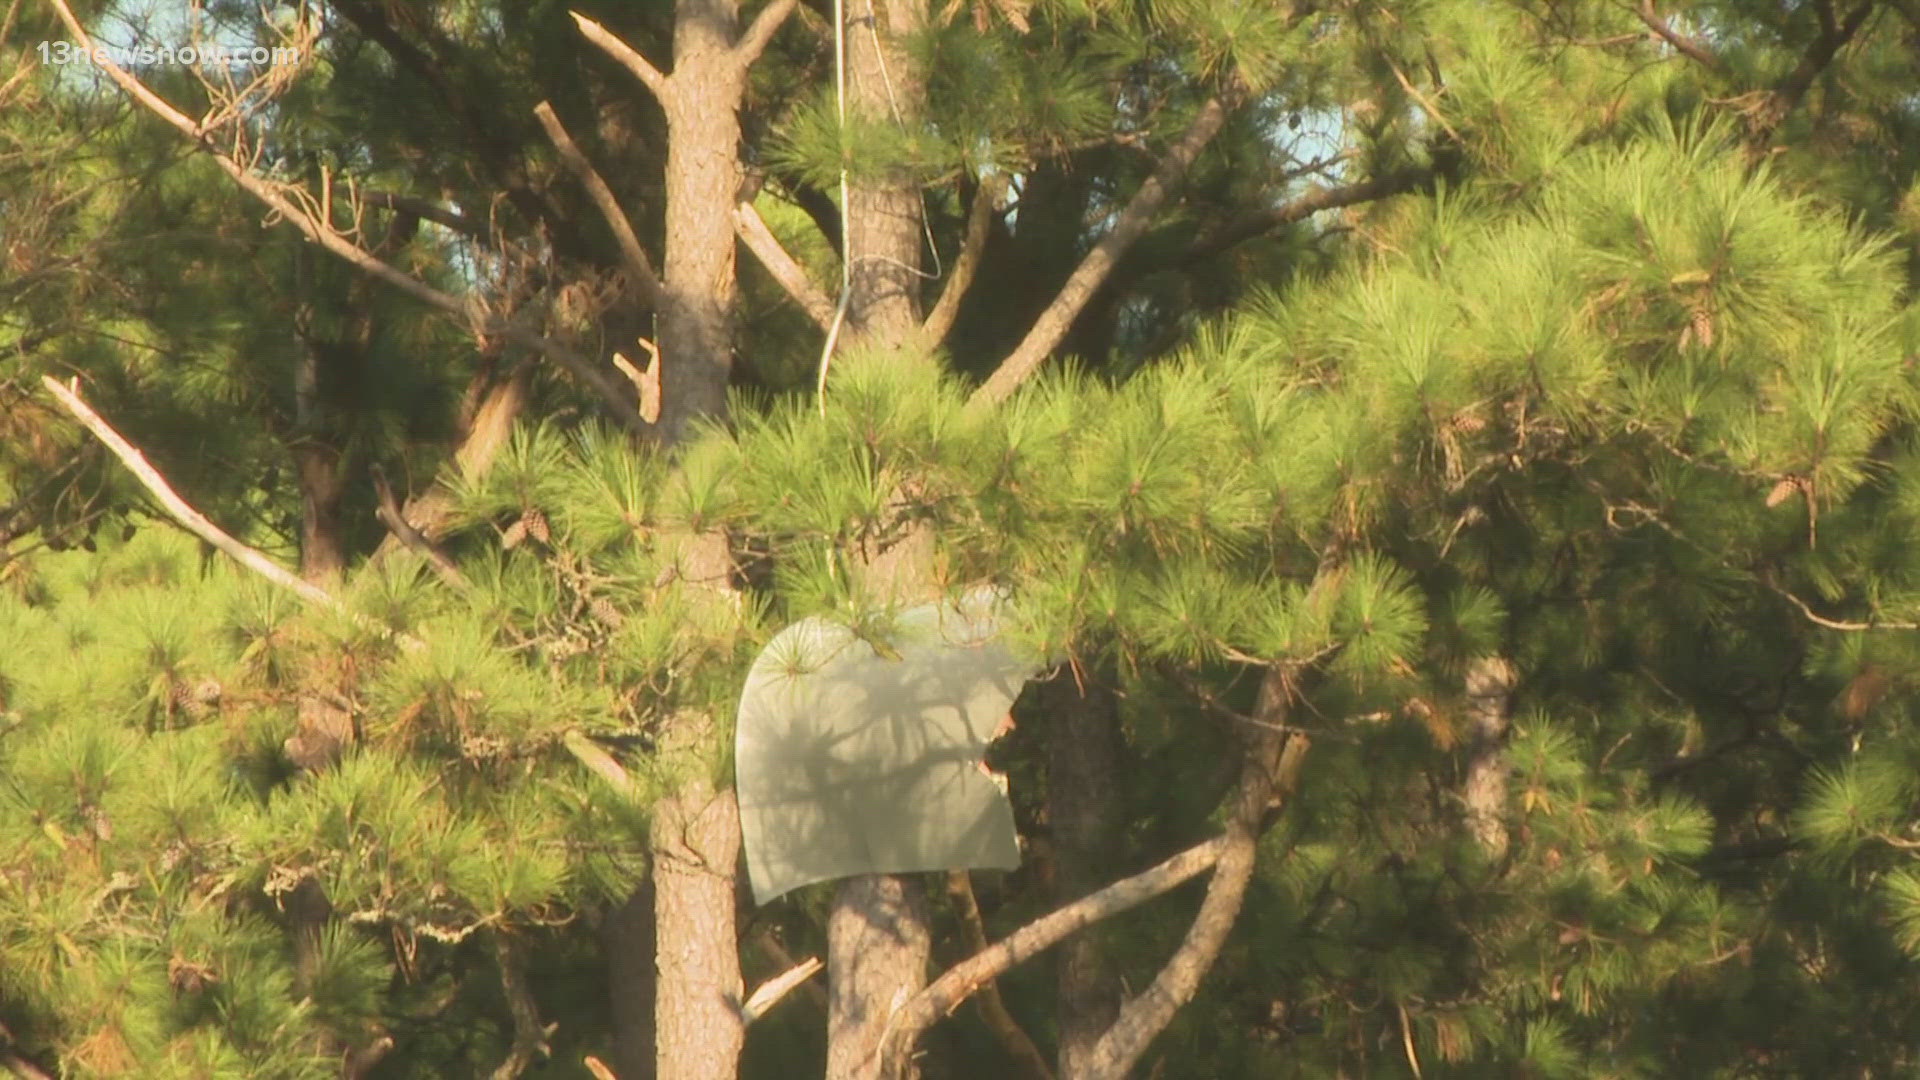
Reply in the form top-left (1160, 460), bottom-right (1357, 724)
top-left (1462, 656), bottom-right (1518, 859)
top-left (1042, 670), bottom-right (1126, 1076)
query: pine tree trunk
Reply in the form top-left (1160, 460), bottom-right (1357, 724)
top-left (1462, 656), bottom-right (1517, 858)
top-left (650, 779), bottom-right (745, 1080)
top-left (828, 2), bottom-right (936, 1074)
top-left (654, 0), bottom-right (746, 448)
top-left (290, 309), bottom-right (352, 584)
top-left (588, 4), bottom-right (758, 1076)
top-left (826, 875), bottom-right (933, 1078)
top-left (1043, 670), bottom-right (1125, 1076)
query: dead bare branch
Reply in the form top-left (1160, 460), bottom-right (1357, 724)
top-left (40, 375), bottom-right (345, 612)
top-left (735, 199), bottom-right (838, 331)
top-left (533, 101), bottom-right (666, 310)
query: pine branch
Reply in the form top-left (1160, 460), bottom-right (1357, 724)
top-left (370, 464), bottom-right (471, 590)
top-left (489, 931), bottom-right (551, 1080)
top-left (1079, 674), bottom-right (1307, 1078)
top-left (1634, 1), bottom-right (1724, 71)
top-left (1183, 165), bottom-right (1434, 266)
top-left (40, 375), bottom-right (345, 613)
top-left (572, 12), bottom-right (670, 105)
top-left (945, 871), bottom-right (1055, 1080)
top-left (969, 96), bottom-right (1231, 407)
top-left (1749, 0), bottom-right (1876, 144)
top-left (534, 101), bottom-right (666, 310)
top-left (327, 0), bottom-right (590, 263)
top-left (877, 836), bottom-right (1231, 1078)
top-left (921, 176), bottom-right (1002, 346)
top-left (44, 0), bottom-right (649, 435)
top-left (735, 199), bottom-right (838, 331)
top-left (358, 191), bottom-right (485, 237)
top-left (733, 0), bottom-right (800, 68)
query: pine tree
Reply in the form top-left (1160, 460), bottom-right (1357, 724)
top-left (8, 1), bottom-right (1920, 1078)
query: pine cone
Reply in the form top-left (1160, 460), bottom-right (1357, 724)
top-left (523, 508), bottom-right (551, 544)
top-left (500, 517), bottom-right (528, 550)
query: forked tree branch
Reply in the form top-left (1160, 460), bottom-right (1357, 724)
top-left (922, 176), bottom-right (1002, 346)
top-left (571, 12), bottom-right (670, 104)
top-left (533, 100), bottom-right (666, 309)
top-left (1749, 0), bottom-right (1875, 143)
top-left (969, 96), bottom-right (1231, 407)
top-left (45, 0), bottom-right (648, 434)
top-left (735, 199), bottom-right (838, 331)
top-left (1080, 674), bottom-right (1306, 1077)
top-left (877, 836), bottom-right (1232, 1077)
top-left (878, 671), bottom-right (1309, 1079)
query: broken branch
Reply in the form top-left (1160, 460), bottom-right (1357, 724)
top-left (572, 12), bottom-right (670, 104)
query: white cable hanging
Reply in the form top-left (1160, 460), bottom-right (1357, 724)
top-left (814, 0), bottom-right (854, 415)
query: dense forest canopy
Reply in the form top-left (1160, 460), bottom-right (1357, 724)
top-left (4, 0), bottom-right (1920, 1077)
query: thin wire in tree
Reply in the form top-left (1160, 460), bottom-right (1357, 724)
top-left (815, 0), bottom-right (855, 416)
